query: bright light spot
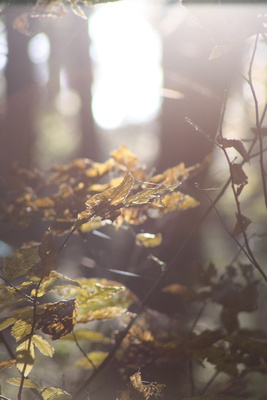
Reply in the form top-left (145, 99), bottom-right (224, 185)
top-left (28, 33), bottom-right (50, 64)
top-left (0, 21), bottom-right (7, 70)
top-left (55, 88), bottom-right (81, 117)
top-left (89, 1), bottom-right (162, 130)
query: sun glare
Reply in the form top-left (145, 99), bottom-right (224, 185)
top-left (89, 1), bottom-right (162, 130)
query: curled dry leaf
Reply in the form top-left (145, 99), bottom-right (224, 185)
top-left (230, 163), bottom-right (248, 186)
top-left (232, 213), bottom-right (251, 237)
top-left (217, 137), bottom-right (249, 162)
top-left (76, 172), bottom-right (134, 227)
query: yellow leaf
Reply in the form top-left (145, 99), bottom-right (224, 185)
top-left (41, 386), bottom-right (71, 399)
top-left (78, 307), bottom-right (129, 323)
top-left (16, 337), bottom-right (35, 377)
top-left (32, 334), bottom-right (54, 357)
top-left (32, 271), bottom-right (80, 297)
top-left (0, 359), bottom-right (16, 371)
top-left (150, 192), bottom-right (200, 215)
top-left (11, 320), bottom-right (32, 342)
top-left (135, 233), bottom-right (162, 248)
top-left (61, 329), bottom-right (111, 343)
top-left (0, 317), bottom-right (17, 331)
top-left (75, 351), bottom-right (108, 369)
top-left (7, 377), bottom-right (39, 388)
top-left (76, 172), bottom-right (134, 226)
top-left (111, 145), bottom-right (139, 170)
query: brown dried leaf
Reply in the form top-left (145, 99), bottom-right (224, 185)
top-left (230, 163), bottom-right (248, 186)
top-left (217, 138), bottom-right (249, 161)
top-left (124, 186), bottom-right (166, 207)
top-left (232, 213), bottom-right (251, 237)
top-left (37, 299), bottom-right (78, 340)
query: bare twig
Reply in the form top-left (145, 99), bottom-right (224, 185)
top-left (73, 331), bottom-right (96, 371)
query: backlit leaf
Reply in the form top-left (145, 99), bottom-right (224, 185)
top-left (3, 243), bottom-right (40, 279)
top-left (61, 329), bottom-right (111, 343)
top-left (31, 271), bottom-right (80, 297)
top-left (16, 337), bottom-right (35, 377)
top-left (38, 230), bottom-right (57, 278)
top-left (76, 172), bottom-right (134, 226)
top-left (37, 298), bottom-right (78, 340)
top-left (151, 192), bottom-right (200, 215)
top-left (0, 359), bottom-right (16, 371)
top-left (32, 334), bottom-right (54, 357)
top-left (78, 307), bottom-right (129, 323)
top-left (7, 377), bottom-right (39, 388)
top-left (135, 233), bottom-right (162, 248)
top-left (0, 317), bottom-right (17, 331)
top-left (59, 278), bottom-right (136, 313)
top-left (75, 351), bottom-right (108, 369)
top-left (110, 145), bottom-right (139, 170)
top-left (41, 387), bottom-right (71, 400)
top-left (151, 163), bottom-right (189, 185)
top-left (11, 320), bottom-right (32, 341)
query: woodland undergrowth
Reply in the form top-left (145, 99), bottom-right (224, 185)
top-left (0, 4), bottom-right (267, 400)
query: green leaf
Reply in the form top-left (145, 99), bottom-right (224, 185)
top-left (16, 337), bottom-right (35, 377)
top-left (61, 329), bottom-right (111, 343)
top-left (32, 334), bottom-right (54, 357)
top-left (41, 387), bottom-right (71, 400)
top-left (11, 320), bottom-right (32, 341)
top-left (7, 377), bottom-right (39, 388)
top-left (75, 351), bottom-right (108, 369)
top-left (3, 243), bottom-right (40, 279)
top-left (31, 271), bottom-right (80, 297)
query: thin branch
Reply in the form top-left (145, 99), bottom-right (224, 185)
top-left (73, 331), bottom-right (96, 371)
top-left (17, 277), bottom-right (43, 400)
top-left (0, 275), bottom-right (34, 302)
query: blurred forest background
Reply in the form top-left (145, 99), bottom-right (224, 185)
top-left (0, 0), bottom-right (267, 399)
